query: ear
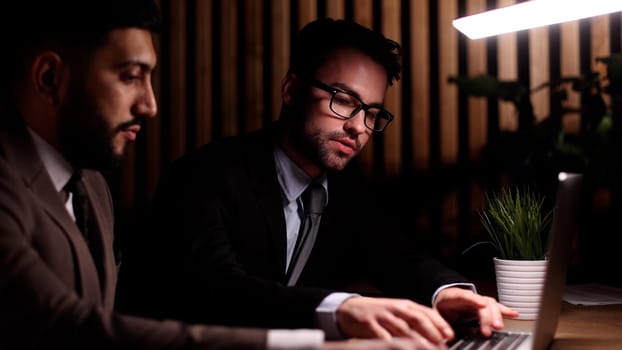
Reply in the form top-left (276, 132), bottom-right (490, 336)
top-left (281, 72), bottom-right (301, 107)
top-left (31, 51), bottom-right (66, 106)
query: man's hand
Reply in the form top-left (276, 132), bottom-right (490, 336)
top-left (324, 337), bottom-right (448, 350)
top-left (336, 296), bottom-right (454, 345)
top-left (433, 287), bottom-right (519, 337)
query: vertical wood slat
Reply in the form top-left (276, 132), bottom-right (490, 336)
top-left (561, 20), bottom-right (581, 134)
top-left (298, 0), bottom-right (317, 29)
top-left (438, 1), bottom-right (459, 166)
top-left (244, 0), bottom-right (264, 133)
top-left (141, 0), bottom-right (165, 200)
top-left (194, 0), bottom-right (213, 146)
top-left (143, 0), bottom-right (164, 203)
top-left (220, 0), bottom-right (238, 137)
top-left (466, 0), bottom-right (487, 161)
top-left (530, 26), bottom-right (550, 123)
top-left (325, 0), bottom-right (345, 19)
top-left (352, 0), bottom-right (374, 176)
top-left (167, 0), bottom-right (188, 161)
top-left (382, 0), bottom-right (402, 176)
top-left (496, 0), bottom-right (518, 132)
top-left (592, 15), bottom-right (611, 108)
top-left (271, 0), bottom-right (291, 121)
top-left (411, 0), bottom-right (430, 170)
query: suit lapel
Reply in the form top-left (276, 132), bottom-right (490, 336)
top-left (0, 125), bottom-right (103, 304)
top-left (244, 130), bottom-right (289, 278)
top-left (81, 172), bottom-right (117, 309)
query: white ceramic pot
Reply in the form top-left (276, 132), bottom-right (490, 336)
top-left (493, 257), bottom-right (548, 320)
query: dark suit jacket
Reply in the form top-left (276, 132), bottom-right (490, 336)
top-left (119, 121), bottom-right (470, 330)
top-left (0, 117), bottom-right (266, 350)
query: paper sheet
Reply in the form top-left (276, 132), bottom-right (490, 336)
top-left (563, 283), bottom-right (622, 305)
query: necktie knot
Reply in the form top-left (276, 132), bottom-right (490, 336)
top-left (302, 182), bottom-right (326, 215)
top-left (65, 171), bottom-right (90, 236)
top-left (66, 172), bottom-right (87, 198)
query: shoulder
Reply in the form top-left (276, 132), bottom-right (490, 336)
top-left (168, 125), bottom-right (276, 175)
top-left (0, 157), bottom-right (35, 232)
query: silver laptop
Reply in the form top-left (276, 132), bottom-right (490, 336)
top-left (449, 172), bottom-right (583, 350)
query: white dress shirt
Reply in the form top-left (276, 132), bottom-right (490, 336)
top-left (273, 146), bottom-right (477, 340)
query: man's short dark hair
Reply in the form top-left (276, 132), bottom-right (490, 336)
top-left (8, 0), bottom-right (162, 48)
top-left (288, 17), bottom-right (402, 86)
top-left (5, 0), bottom-right (161, 68)
top-left (2, 0), bottom-right (162, 103)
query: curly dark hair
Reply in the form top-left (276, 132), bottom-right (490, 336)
top-left (288, 17), bottom-right (402, 86)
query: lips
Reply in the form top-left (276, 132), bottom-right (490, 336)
top-left (121, 125), bottom-right (141, 141)
top-left (333, 138), bottom-right (356, 155)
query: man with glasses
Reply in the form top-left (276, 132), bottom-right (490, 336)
top-left (118, 17), bottom-right (517, 347)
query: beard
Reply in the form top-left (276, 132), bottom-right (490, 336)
top-left (286, 106), bottom-right (360, 172)
top-left (308, 129), bottom-right (359, 171)
top-left (57, 89), bottom-right (124, 171)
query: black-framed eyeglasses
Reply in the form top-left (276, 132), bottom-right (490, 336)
top-left (307, 79), bottom-right (394, 132)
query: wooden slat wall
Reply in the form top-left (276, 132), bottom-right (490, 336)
top-left (114, 0), bottom-right (622, 262)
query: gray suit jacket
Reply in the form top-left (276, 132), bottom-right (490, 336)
top-left (0, 117), bottom-right (266, 350)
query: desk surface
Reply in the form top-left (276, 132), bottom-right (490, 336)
top-left (549, 302), bottom-right (622, 349)
top-left (474, 279), bottom-right (622, 349)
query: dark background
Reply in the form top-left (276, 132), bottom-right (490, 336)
top-left (109, 0), bottom-right (622, 285)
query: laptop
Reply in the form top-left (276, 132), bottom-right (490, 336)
top-left (449, 172), bottom-right (583, 350)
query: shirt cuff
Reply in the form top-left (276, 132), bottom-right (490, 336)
top-left (267, 329), bottom-right (324, 350)
top-left (431, 283), bottom-right (477, 305)
top-left (314, 292), bottom-right (360, 340)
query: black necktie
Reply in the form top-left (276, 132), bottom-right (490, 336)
top-left (286, 182), bottom-right (326, 286)
top-left (66, 172), bottom-right (103, 279)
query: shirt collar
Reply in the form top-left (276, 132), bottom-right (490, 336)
top-left (27, 128), bottom-right (74, 193)
top-left (273, 146), bottom-right (328, 205)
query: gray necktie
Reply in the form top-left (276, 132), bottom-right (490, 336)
top-left (286, 182), bottom-right (326, 286)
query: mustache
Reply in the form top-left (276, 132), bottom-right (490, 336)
top-left (115, 117), bottom-right (145, 131)
top-left (327, 131), bottom-right (361, 149)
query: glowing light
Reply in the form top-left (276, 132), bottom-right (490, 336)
top-left (453, 0), bottom-right (622, 40)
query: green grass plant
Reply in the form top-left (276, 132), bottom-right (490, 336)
top-left (465, 187), bottom-right (553, 260)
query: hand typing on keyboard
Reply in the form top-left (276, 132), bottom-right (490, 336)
top-left (433, 287), bottom-right (519, 338)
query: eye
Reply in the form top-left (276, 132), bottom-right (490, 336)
top-left (333, 92), bottom-right (359, 107)
top-left (365, 110), bottom-right (378, 121)
top-left (122, 74), bottom-right (141, 83)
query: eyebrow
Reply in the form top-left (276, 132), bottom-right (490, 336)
top-left (115, 60), bottom-right (156, 72)
top-left (329, 82), bottom-right (385, 108)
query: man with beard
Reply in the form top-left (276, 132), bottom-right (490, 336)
top-left (0, 1), bottom-right (440, 349)
top-left (118, 17), bottom-right (518, 347)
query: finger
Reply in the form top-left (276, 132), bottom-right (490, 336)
top-left (499, 303), bottom-right (520, 318)
top-left (478, 298), bottom-right (514, 335)
top-left (377, 313), bottom-right (419, 338)
top-left (394, 306), bottom-right (452, 344)
top-left (476, 302), bottom-right (495, 336)
top-left (365, 319), bottom-right (394, 341)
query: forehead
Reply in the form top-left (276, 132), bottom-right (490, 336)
top-left (314, 47), bottom-right (388, 102)
top-left (90, 28), bottom-right (157, 69)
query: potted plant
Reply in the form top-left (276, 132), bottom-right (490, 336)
top-left (465, 186), bottom-right (553, 260)
top-left (449, 53), bottom-right (622, 286)
top-left (464, 186), bottom-right (554, 320)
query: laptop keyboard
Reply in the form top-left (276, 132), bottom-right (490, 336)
top-left (449, 330), bottom-right (529, 350)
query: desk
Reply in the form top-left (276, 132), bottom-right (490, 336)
top-left (549, 302), bottom-right (622, 349)
top-left (475, 279), bottom-right (622, 348)
top-left (501, 301), bottom-right (622, 349)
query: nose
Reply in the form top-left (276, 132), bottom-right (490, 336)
top-left (134, 82), bottom-right (158, 118)
top-left (343, 108), bottom-right (367, 134)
